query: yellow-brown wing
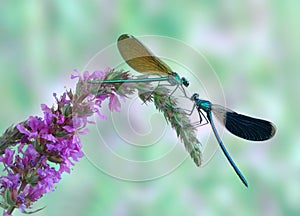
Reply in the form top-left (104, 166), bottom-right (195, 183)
top-left (117, 34), bottom-right (172, 75)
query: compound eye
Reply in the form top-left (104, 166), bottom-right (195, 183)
top-left (182, 78), bottom-right (189, 87)
top-left (184, 80), bottom-right (189, 87)
top-left (191, 93), bottom-right (199, 100)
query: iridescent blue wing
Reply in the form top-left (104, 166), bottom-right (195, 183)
top-left (211, 104), bottom-right (276, 141)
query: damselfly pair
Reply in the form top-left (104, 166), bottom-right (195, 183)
top-left (90, 34), bottom-right (276, 187)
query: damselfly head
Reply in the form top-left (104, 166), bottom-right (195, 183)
top-left (182, 77), bottom-right (189, 87)
top-left (191, 93), bottom-right (199, 101)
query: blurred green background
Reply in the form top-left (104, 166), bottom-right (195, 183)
top-left (0, 1), bottom-right (299, 216)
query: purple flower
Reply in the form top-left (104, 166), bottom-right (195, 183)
top-left (0, 69), bottom-right (127, 214)
top-left (0, 148), bottom-right (15, 168)
top-left (93, 94), bottom-right (109, 119)
top-left (3, 211), bottom-right (12, 216)
top-left (71, 69), bottom-right (105, 81)
top-left (109, 93), bottom-right (121, 112)
top-left (90, 70), bottom-right (106, 79)
top-left (1, 90), bottom-right (87, 211)
top-left (0, 172), bottom-right (20, 189)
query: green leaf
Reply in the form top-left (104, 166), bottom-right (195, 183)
top-left (62, 104), bottom-right (73, 117)
top-left (25, 171), bottom-right (39, 186)
top-left (32, 139), bottom-right (43, 154)
top-left (22, 206), bottom-right (46, 214)
top-left (4, 189), bottom-right (15, 206)
top-left (0, 201), bottom-right (9, 209)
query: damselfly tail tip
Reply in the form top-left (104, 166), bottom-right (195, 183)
top-left (242, 178), bottom-right (249, 188)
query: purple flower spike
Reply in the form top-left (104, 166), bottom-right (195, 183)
top-left (0, 69), bottom-right (142, 215)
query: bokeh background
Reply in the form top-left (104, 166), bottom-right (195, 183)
top-left (0, 1), bottom-right (299, 216)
